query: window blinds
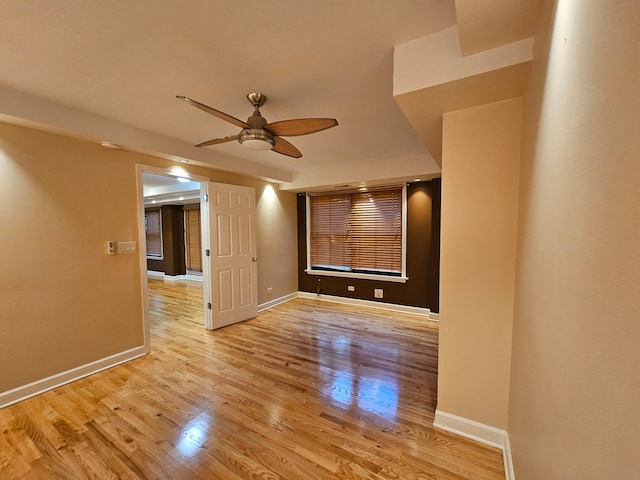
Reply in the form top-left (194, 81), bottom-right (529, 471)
top-left (145, 208), bottom-right (162, 257)
top-left (310, 194), bottom-right (352, 270)
top-left (184, 205), bottom-right (202, 272)
top-left (309, 187), bottom-right (403, 275)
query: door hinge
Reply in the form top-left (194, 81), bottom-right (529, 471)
top-left (207, 302), bottom-right (212, 310)
top-left (205, 249), bottom-right (210, 257)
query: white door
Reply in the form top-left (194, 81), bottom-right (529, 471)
top-left (201, 182), bottom-right (258, 330)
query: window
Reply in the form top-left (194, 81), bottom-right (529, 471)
top-left (145, 208), bottom-right (163, 258)
top-left (184, 205), bottom-right (202, 272)
top-left (307, 186), bottom-right (407, 282)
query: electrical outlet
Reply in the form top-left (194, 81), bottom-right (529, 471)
top-left (107, 241), bottom-right (115, 256)
top-left (267, 287), bottom-right (273, 294)
top-left (347, 285), bottom-right (355, 292)
top-left (374, 288), bottom-right (384, 299)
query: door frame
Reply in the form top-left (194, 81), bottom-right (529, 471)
top-left (135, 164), bottom-right (211, 348)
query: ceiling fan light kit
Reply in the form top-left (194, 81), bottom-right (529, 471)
top-left (177, 92), bottom-right (338, 158)
top-left (238, 128), bottom-right (275, 150)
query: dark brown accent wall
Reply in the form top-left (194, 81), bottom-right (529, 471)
top-left (146, 205), bottom-right (186, 276)
top-left (297, 179), bottom-right (441, 311)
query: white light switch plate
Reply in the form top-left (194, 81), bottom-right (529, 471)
top-left (117, 241), bottom-right (137, 254)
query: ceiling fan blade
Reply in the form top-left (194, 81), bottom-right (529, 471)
top-left (272, 137), bottom-right (302, 158)
top-left (265, 118), bottom-right (338, 137)
top-left (196, 134), bottom-right (240, 148)
top-left (177, 96), bottom-right (250, 129)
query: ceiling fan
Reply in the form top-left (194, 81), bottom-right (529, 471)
top-left (177, 93), bottom-right (338, 158)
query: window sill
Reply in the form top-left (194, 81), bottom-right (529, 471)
top-left (147, 256), bottom-right (164, 261)
top-left (304, 269), bottom-right (408, 284)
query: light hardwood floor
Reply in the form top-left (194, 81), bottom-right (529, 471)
top-left (0, 279), bottom-right (505, 479)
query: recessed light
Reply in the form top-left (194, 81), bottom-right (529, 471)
top-left (177, 159), bottom-right (189, 164)
top-left (100, 141), bottom-right (120, 149)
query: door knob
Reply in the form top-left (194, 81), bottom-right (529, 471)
top-left (252, 257), bottom-right (258, 262)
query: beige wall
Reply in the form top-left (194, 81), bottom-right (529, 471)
top-left (0, 123), bottom-right (144, 392)
top-left (255, 183), bottom-right (298, 302)
top-left (438, 98), bottom-right (521, 429)
top-left (509, 1), bottom-right (640, 478)
top-left (0, 122), bottom-right (298, 397)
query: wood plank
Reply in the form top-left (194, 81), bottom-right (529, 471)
top-left (0, 278), bottom-right (505, 479)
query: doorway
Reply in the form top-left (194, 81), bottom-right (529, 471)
top-left (137, 166), bottom-right (209, 342)
top-left (142, 172), bottom-right (203, 278)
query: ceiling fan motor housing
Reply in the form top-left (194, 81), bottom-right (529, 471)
top-left (242, 93), bottom-right (273, 149)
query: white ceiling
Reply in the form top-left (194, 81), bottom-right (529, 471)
top-left (0, 1), bottom-right (539, 191)
top-left (143, 172), bottom-right (200, 206)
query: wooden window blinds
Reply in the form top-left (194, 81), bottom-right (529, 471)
top-left (184, 205), bottom-right (202, 272)
top-left (309, 187), bottom-right (403, 276)
top-left (145, 208), bottom-right (162, 257)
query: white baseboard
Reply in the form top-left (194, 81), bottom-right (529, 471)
top-left (258, 292), bottom-right (298, 312)
top-left (434, 409), bottom-right (514, 480)
top-left (146, 271), bottom-right (203, 282)
top-left (0, 345), bottom-right (148, 409)
top-left (297, 291), bottom-right (436, 320)
top-left (503, 433), bottom-right (515, 480)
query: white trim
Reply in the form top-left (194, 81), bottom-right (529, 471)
top-left (401, 184), bottom-right (407, 279)
top-left (258, 292), bottom-right (298, 312)
top-left (434, 409), bottom-right (506, 448)
top-left (136, 164), bottom-right (152, 351)
top-left (146, 272), bottom-right (204, 282)
top-left (297, 291), bottom-right (436, 320)
top-left (200, 181), bottom-right (213, 330)
top-left (304, 268), bottom-right (409, 283)
top-left (306, 194), bottom-right (312, 273)
top-left (0, 346), bottom-right (147, 409)
top-left (434, 409), bottom-right (514, 480)
top-left (503, 434), bottom-right (515, 480)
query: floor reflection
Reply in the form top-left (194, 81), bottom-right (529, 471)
top-left (357, 375), bottom-right (399, 418)
top-left (176, 412), bottom-right (212, 457)
top-left (319, 332), bottom-right (400, 420)
top-left (325, 369), bottom-right (399, 419)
